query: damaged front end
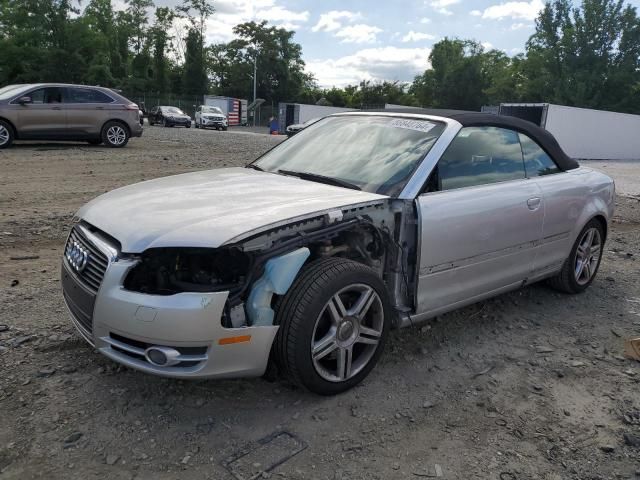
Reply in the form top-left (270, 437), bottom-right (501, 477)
top-left (64, 198), bottom-right (415, 379)
top-left (120, 199), bottom-right (405, 332)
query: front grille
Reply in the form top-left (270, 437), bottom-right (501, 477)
top-left (64, 226), bottom-right (109, 293)
top-left (106, 333), bottom-right (208, 368)
top-left (61, 263), bottom-right (96, 336)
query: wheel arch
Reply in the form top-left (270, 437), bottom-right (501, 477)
top-left (591, 214), bottom-right (608, 243)
top-left (102, 118), bottom-right (130, 136)
top-left (0, 116), bottom-right (17, 138)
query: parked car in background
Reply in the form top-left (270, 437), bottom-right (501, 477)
top-left (148, 106), bottom-right (192, 128)
top-left (61, 110), bottom-right (614, 395)
top-left (195, 105), bottom-right (227, 130)
top-left (286, 117), bottom-right (321, 137)
top-left (0, 83), bottom-right (143, 148)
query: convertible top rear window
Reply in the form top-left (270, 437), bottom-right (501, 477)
top-left (254, 115), bottom-right (446, 195)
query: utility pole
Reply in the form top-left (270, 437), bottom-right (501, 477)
top-left (252, 48), bottom-right (258, 126)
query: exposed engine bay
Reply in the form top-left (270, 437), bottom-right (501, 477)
top-left (122, 200), bottom-right (417, 329)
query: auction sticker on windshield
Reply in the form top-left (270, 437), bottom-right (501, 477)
top-left (388, 119), bottom-right (437, 133)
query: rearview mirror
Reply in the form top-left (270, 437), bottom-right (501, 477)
top-left (18, 96), bottom-right (32, 104)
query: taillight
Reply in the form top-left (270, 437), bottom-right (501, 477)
top-left (124, 103), bottom-right (138, 110)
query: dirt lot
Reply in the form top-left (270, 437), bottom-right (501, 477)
top-left (1, 126), bottom-right (639, 480)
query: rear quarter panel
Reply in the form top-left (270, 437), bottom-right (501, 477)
top-left (533, 167), bottom-right (614, 276)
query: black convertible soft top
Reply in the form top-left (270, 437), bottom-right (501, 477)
top-left (370, 108), bottom-right (580, 171)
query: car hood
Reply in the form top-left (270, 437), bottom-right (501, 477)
top-left (78, 168), bottom-right (388, 253)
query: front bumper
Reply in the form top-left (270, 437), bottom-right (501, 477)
top-left (61, 227), bottom-right (278, 379)
top-left (167, 118), bottom-right (191, 127)
top-left (201, 118), bottom-right (227, 128)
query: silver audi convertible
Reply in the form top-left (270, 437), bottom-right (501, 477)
top-left (61, 110), bottom-right (615, 395)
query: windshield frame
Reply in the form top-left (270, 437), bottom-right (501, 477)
top-left (249, 113), bottom-right (453, 197)
top-left (0, 84), bottom-right (32, 101)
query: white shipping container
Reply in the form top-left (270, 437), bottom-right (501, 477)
top-left (278, 103), bottom-right (356, 133)
top-left (499, 103), bottom-right (640, 160)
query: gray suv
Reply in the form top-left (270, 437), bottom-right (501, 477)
top-left (0, 83), bottom-right (143, 148)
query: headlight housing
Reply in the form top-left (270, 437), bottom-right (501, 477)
top-left (124, 247), bottom-right (251, 295)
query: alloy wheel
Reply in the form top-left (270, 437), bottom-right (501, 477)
top-left (311, 284), bottom-right (384, 382)
top-left (0, 125), bottom-right (9, 146)
top-left (574, 227), bottom-right (602, 285)
top-left (106, 126), bottom-right (126, 146)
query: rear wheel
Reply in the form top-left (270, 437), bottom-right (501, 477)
top-left (274, 258), bottom-right (390, 395)
top-left (101, 121), bottom-right (129, 148)
top-left (548, 219), bottom-right (605, 293)
top-left (0, 120), bottom-right (14, 149)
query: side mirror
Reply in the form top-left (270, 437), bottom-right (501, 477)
top-left (18, 96), bottom-right (32, 104)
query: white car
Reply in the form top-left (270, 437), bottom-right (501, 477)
top-left (61, 110), bottom-right (614, 395)
top-left (195, 105), bottom-right (227, 130)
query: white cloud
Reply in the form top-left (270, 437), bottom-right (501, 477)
top-left (429, 0), bottom-right (460, 15)
top-left (312, 10), bottom-right (360, 32)
top-left (402, 31), bottom-right (436, 42)
top-left (306, 46), bottom-right (431, 87)
top-left (482, 41), bottom-right (494, 50)
top-left (480, 0), bottom-right (544, 21)
top-left (198, 0), bottom-right (309, 44)
top-left (257, 6), bottom-right (309, 23)
top-left (510, 22), bottom-right (531, 30)
top-left (470, 10), bottom-right (482, 16)
top-left (335, 24), bottom-right (383, 44)
top-left (420, 17), bottom-right (432, 24)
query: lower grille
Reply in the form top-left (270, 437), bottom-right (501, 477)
top-left (105, 333), bottom-right (208, 368)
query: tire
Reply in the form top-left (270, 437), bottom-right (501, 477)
top-left (274, 258), bottom-right (391, 395)
top-left (101, 121), bottom-right (129, 148)
top-left (222, 126), bottom-right (228, 131)
top-left (87, 139), bottom-right (102, 145)
top-left (195, 121), bottom-right (199, 129)
top-left (0, 120), bottom-right (14, 149)
top-left (548, 219), bottom-right (605, 294)
top-left (163, 118), bottom-right (168, 127)
top-left (186, 123), bottom-right (191, 128)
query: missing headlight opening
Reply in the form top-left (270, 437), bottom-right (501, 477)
top-left (123, 247), bottom-right (251, 296)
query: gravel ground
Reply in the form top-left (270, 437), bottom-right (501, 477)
top-left (1, 126), bottom-right (639, 480)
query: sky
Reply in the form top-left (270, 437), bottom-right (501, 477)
top-left (138, 0), bottom-right (640, 88)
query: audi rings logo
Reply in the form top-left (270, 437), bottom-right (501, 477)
top-left (66, 241), bottom-right (89, 272)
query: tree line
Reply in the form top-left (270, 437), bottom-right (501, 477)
top-left (1, 0), bottom-right (639, 113)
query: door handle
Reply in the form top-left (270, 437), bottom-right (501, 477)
top-left (527, 197), bottom-right (542, 210)
top-left (52, 106), bottom-right (61, 110)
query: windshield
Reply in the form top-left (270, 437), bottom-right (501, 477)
top-left (253, 115), bottom-right (446, 195)
top-left (202, 106), bottom-right (223, 114)
top-left (163, 107), bottom-right (185, 115)
top-left (0, 84), bottom-right (29, 100)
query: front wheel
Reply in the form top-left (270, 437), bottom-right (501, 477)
top-left (101, 121), bottom-right (129, 148)
top-left (274, 258), bottom-right (390, 395)
top-left (0, 120), bottom-right (14, 149)
top-left (548, 219), bottom-right (605, 293)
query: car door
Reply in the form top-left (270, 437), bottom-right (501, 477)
top-left (415, 126), bottom-right (544, 316)
top-left (15, 87), bottom-right (67, 138)
top-left (518, 132), bottom-right (588, 277)
top-left (64, 87), bottom-right (115, 137)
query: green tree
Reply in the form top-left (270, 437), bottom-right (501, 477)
top-left (525, 0), bottom-right (640, 111)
